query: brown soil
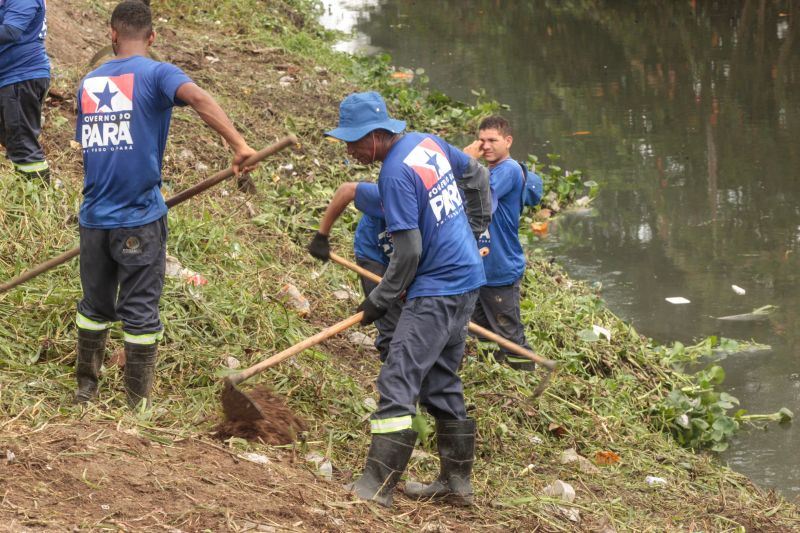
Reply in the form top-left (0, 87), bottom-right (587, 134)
top-left (214, 387), bottom-right (307, 445)
top-left (0, 421), bottom-right (381, 532)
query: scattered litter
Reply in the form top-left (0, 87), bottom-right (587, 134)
top-left (178, 148), bottom-right (194, 161)
top-left (53, 178), bottom-right (64, 189)
top-left (530, 221), bottom-right (549, 236)
top-left (529, 435), bottom-right (544, 445)
top-left (195, 161), bottom-right (209, 172)
top-left (731, 284), bottom-right (746, 295)
top-left (547, 422), bottom-right (567, 438)
top-left (305, 452), bottom-right (332, 480)
top-left (226, 356), bottom-right (241, 369)
top-left (109, 348), bottom-right (125, 368)
top-left (279, 75), bottom-right (294, 87)
top-left (204, 55), bottom-right (220, 63)
top-left (518, 464), bottom-right (536, 477)
top-left (557, 506), bottom-right (581, 523)
top-left (278, 163), bottom-right (294, 175)
top-left (239, 452), bottom-right (271, 465)
top-left (362, 397), bottom-right (377, 411)
top-left (543, 480), bottom-right (576, 503)
top-left (717, 305), bottom-right (777, 322)
top-left (333, 290), bottom-right (350, 300)
top-left (560, 448), bottom-right (600, 474)
top-left (419, 521), bottom-right (451, 533)
top-left (574, 195), bottom-right (592, 208)
top-left (645, 475), bottom-right (668, 486)
top-left (572, 131), bottom-right (592, 135)
top-left (310, 271), bottom-right (322, 280)
top-left (5, 450), bottom-right (15, 464)
top-left (592, 325), bottom-right (612, 341)
top-left (69, 140), bottom-right (81, 151)
top-left (411, 448), bottom-right (434, 460)
top-left (390, 70), bottom-right (414, 81)
top-left (594, 450), bottom-right (621, 465)
top-left (276, 283), bottom-right (310, 317)
top-left (348, 331), bottom-right (375, 349)
top-left (559, 448), bottom-right (580, 464)
top-left (100, 504), bottom-right (110, 510)
top-left (665, 296), bottom-right (691, 304)
top-left (165, 255), bottom-right (208, 286)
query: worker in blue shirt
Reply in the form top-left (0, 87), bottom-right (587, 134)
top-left (0, 0), bottom-right (51, 181)
top-left (308, 181), bottom-right (400, 361)
top-left (324, 91), bottom-right (492, 508)
top-left (73, 1), bottom-right (255, 408)
top-left (463, 115), bottom-right (535, 371)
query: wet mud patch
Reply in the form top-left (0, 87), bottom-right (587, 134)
top-left (215, 386), bottom-right (307, 444)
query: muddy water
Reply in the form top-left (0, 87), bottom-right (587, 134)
top-left (320, 0), bottom-right (800, 498)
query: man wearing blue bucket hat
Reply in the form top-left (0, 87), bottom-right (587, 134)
top-left (323, 91), bottom-right (492, 507)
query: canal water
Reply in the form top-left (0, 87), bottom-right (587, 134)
top-left (320, 0), bottom-right (800, 498)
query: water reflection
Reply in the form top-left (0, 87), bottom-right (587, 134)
top-left (321, 0), bottom-right (800, 498)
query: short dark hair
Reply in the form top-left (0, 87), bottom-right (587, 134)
top-left (111, 1), bottom-right (153, 40)
top-left (479, 115), bottom-right (512, 137)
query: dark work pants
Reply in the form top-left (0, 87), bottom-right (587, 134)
top-left (0, 78), bottom-right (49, 172)
top-left (371, 290), bottom-right (478, 433)
top-left (471, 278), bottom-right (532, 363)
top-left (356, 256), bottom-right (403, 361)
top-left (77, 216), bottom-right (168, 343)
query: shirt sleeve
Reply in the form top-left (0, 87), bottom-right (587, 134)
top-left (379, 168), bottom-right (419, 233)
top-left (2, 0), bottom-right (40, 31)
top-left (490, 162), bottom-right (519, 200)
top-left (354, 182), bottom-right (384, 219)
top-left (74, 82), bottom-right (83, 142)
top-left (155, 62), bottom-right (193, 108)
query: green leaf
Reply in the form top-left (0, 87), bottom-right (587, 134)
top-left (711, 441), bottom-right (729, 452)
top-left (705, 365), bottom-right (726, 385)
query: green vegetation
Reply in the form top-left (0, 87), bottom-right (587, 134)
top-left (0, 0), bottom-right (798, 531)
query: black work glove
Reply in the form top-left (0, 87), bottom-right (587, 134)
top-left (307, 231), bottom-right (330, 261)
top-left (357, 296), bottom-right (387, 326)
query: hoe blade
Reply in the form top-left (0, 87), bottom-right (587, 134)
top-left (221, 378), bottom-right (268, 422)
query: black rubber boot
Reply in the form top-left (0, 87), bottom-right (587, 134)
top-left (123, 342), bottom-right (158, 408)
top-left (16, 167), bottom-right (50, 184)
top-left (73, 329), bottom-right (108, 403)
top-left (403, 418), bottom-right (475, 506)
top-left (352, 429), bottom-right (417, 507)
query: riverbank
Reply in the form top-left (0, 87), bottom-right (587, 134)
top-left (0, 0), bottom-right (798, 531)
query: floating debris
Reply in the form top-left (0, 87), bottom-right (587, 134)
top-left (717, 305), bottom-right (777, 322)
top-left (731, 284), bottom-right (746, 295)
top-left (665, 297), bottom-right (691, 304)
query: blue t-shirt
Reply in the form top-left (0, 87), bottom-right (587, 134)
top-left (0, 0), bottom-right (50, 88)
top-left (76, 56), bottom-right (192, 229)
top-left (478, 159), bottom-right (525, 287)
top-left (353, 182), bottom-right (392, 266)
top-left (477, 159), bottom-right (526, 286)
top-left (379, 132), bottom-right (485, 299)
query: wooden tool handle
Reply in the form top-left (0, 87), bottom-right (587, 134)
top-left (328, 252), bottom-right (557, 371)
top-left (0, 136), bottom-right (297, 294)
top-left (228, 312), bottom-right (364, 386)
top-left (166, 135), bottom-right (297, 208)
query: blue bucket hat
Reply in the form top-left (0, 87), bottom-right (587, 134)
top-left (325, 91), bottom-right (406, 142)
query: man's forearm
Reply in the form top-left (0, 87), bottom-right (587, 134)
top-left (191, 93), bottom-right (247, 150)
top-left (368, 229), bottom-right (421, 308)
top-left (457, 158), bottom-right (492, 236)
top-left (319, 183), bottom-right (357, 235)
